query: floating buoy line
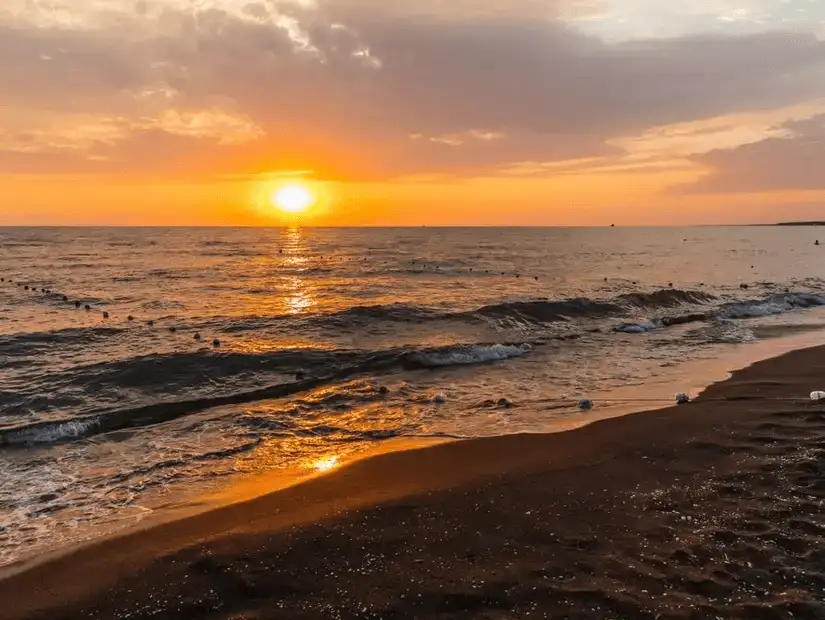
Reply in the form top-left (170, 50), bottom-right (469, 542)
top-left (1, 277), bottom-right (225, 348)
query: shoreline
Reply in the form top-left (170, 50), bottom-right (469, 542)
top-left (3, 325), bottom-right (825, 580)
top-left (4, 341), bottom-right (825, 618)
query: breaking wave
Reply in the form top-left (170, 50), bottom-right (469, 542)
top-left (404, 343), bottom-right (533, 368)
top-left (0, 341), bottom-right (534, 447)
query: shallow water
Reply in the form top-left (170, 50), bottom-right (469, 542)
top-left (2, 225), bottom-right (825, 565)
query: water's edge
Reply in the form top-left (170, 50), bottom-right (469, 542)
top-left (5, 325), bottom-right (824, 579)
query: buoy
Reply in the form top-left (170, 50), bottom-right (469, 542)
top-left (212, 338), bottom-right (221, 348)
top-left (668, 282), bottom-right (673, 288)
top-left (811, 391), bottom-right (825, 401)
top-left (24, 286), bottom-right (29, 290)
top-left (676, 392), bottom-right (690, 405)
top-left (579, 398), bottom-right (594, 411)
top-left (84, 305), bottom-right (90, 311)
top-left (127, 315), bottom-right (134, 321)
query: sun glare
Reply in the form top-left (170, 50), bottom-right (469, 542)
top-left (271, 183), bottom-right (315, 214)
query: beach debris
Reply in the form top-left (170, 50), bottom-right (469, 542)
top-left (378, 385), bottom-right (390, 395)
top-left (169, 326), bottom-right (177, 333)
top-left (212, 338), bottom-right (221, 348)
top-left (102, 312), bottom-right (109, 319)
top-left (295, 370), bottom-right (306, 380)
top-left (432, 393), bottom-right (447, 404)
top-left (74, 301), bottom-right (80, 308)
top-left (193, 333), bottom-right (201, 341)
top-left (84, 304), bottom-right (91, 311)
top-left (127, 315), bottom-right (134, 321)
top-left (147, 320), bottom-right (154, 326)
top-left (62, 295), bottom-right (68, 302)
top-left (675, 392), bottom-right (691, 405)
top-left (579, 398), bottom-right (594, 411)
top-left (497, 398), bottom-right (513, 408)
top-left (740, 283), bottom-right (749, 289)
top-left (810, 391), bottom-right (825, 401)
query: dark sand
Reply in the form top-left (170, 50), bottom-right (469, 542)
top-left (4, 346), bottom-right (825, 619)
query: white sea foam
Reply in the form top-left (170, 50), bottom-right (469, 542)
top-left (616, 321), bottom-right (659, 334)
top-left (413, 343), bottom-right (533, 368)
top-left (720, 293), bottom-right (825, 320)
top-left (8, 418), bottom-right (99, 445)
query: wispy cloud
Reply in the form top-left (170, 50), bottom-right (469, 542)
top-left (1, 0), bottom-right (825, 193)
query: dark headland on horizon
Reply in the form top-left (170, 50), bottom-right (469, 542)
top-left (772, 221), bottom-right (825, 226)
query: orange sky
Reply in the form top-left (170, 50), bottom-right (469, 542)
top-left (2, 1), bottom-right (825, 225)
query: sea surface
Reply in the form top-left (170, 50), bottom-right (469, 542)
top-left (2, 226), bottom-right (825, 567)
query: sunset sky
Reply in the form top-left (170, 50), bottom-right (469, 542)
top-left (2, 0), bottom-right (825, 225)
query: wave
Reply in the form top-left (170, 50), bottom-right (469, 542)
top-left (615, 292), bottom-right (825, 336)
top-left (617, 290), bottom-right (716, 308)
top-left (0, 341), bottom-right (534, 447)
top-left (0, 326), bottom-right (121, 356)
top-left (324, 304), bottom-right (448, 325)
top-left (475, 298), bottom-right (621, 323)
top-left (719, 292), bottom-right (825, 319)
top-left (403, 343), bottom-right (532, 368)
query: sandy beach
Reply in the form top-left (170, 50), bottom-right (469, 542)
top-left (4, 345), bottom-right (825, 619)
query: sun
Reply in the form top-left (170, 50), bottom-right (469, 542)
top-left (271, 183), bottom-right (315, 214)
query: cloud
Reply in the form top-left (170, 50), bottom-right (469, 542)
top-left (1, 1), bottom-right (825, 180)
top-left (683, 113), bottom-right (825, 193)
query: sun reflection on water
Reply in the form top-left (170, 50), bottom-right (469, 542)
top-left (313, 456), bottom-right (340, 472)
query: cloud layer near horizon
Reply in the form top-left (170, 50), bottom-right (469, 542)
top-left (2, 0), bottom-right (825, 194)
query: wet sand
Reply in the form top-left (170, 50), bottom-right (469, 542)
top-left (4, 346), bottom-right (825, 619)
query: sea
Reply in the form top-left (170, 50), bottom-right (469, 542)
top-left (2, 226), bottom-right (825, 567)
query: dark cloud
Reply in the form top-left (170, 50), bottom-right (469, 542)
top-left (683, 114), bottom-right (825, 193)
top-left (2, 4), bottom-right (825, 179)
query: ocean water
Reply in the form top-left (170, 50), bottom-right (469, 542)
top-left (2, 226), bottom-right (825, 566)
